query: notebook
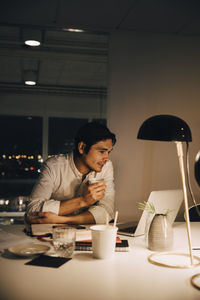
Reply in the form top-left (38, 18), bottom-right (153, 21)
top-left (75, 239), bottom-right (129, 252)
top-left (117, 189), bottom-right (183, 237)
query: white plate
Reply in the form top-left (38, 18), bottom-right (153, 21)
top-left (8, 242), bottom-right (50, 257)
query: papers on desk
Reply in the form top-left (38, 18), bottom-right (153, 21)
top-left (76, 229), bottom-right (92, 241)
top-left (30, 224), bottom-right (92, 241)
top-left (30, 224), bottom-right (55, 236)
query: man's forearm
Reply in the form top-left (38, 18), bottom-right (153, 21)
top-left (26, 210), bottom-right (95, 225)
top-left (59, 181), bottom-right (105, 216)
top-left (54, 210), bottom-right (95, 224)
top-left (64, 211), bottom-right (95, 224)
top-left (59, 197), bottom-right (86, 216)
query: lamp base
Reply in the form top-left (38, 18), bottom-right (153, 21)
top-left (148, 252), bottom-right (200, 269)
top-left (191, 273), bottom-right (200, 290)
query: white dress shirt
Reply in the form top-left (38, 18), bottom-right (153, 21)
top-left (27, 153), bottom-right (115, 224)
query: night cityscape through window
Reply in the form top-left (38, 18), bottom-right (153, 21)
top-left (0, 115), bottom-right (43, 198)
top-left (0, 115), bottom-right (43, 179)
top-left (0, 116), bottom-right (106, 199)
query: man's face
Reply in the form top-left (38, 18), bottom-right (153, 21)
top-left (81, 139), bottom-right (113, 173)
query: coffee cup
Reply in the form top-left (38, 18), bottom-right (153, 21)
top-left (90, 224), bottom-right (118, 259)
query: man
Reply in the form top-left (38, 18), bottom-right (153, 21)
top-left (26, 122), bottom-right (116, 225)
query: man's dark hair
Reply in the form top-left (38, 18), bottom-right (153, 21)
top-left (74, 122), bottom-right (116, 156)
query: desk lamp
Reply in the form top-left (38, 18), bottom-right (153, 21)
top-left (137, 114), bottom-right (198, 268)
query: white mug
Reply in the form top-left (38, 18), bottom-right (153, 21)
top-left (90, 225), bottom-right (118, 259)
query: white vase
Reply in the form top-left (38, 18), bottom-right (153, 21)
top-left (148, 214), bottom-right (173, 251)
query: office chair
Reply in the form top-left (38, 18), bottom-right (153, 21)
top-left (188, 205), bottom-right (200, 221)
top-left (188, 151), bottom-right (200, 221)
top-left (195, 151), bottom-right (200, 187)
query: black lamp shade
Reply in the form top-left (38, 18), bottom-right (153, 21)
top-left (137, 115), bottom-right (192, 142)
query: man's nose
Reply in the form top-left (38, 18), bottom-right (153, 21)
top-left (104, 152), bottom-right (109, 161)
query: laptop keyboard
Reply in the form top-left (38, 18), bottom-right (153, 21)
top-left (119, 226), bottom-right (137, 233)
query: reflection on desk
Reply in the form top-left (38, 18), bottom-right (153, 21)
top-left (0, 222), bottom-right (200, 300)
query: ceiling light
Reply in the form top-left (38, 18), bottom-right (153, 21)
top-left (25, 80), bottom-right (36, 86)
top-left (24, 70), bottom-right (37, 86)
top-left (23, 28), bottom-right (42, 47)
top-left (63, 28), bottom-right (85, 33)
top-left (25, 40), bottom-right (40, 47)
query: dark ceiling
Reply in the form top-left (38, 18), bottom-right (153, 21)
top-left (0, 0), bottom-right (200, 96)
top-left (1, 0), bottom-right (200, 34)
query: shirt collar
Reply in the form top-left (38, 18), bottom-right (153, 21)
top-left (69, 152), bottom-right (82, 178)
top-left (69, 152), bottom-right (96, 180)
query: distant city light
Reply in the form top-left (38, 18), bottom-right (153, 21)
top-left (5, 200), bottom-right (9, 205)
top-left (28, 156), bottom-right (34, 160)
top-left (0, 154), bottom-right (44, 161)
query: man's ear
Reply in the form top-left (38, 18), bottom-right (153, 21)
top-left (78, 142), bottom-right (86, 155)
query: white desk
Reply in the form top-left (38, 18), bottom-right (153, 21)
top-left (0, 223), bottom-right (200, 300)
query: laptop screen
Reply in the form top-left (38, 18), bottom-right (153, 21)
top-left (117, 189), bottom-right (183, 237)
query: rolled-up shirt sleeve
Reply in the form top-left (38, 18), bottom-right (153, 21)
top-left (88, 161), bottom-right (115, 224)
top-left (26, 160), bottom-right (60, 215)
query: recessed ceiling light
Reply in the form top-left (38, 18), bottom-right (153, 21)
top-left (24, 40), bottom-right (41, 47)
top-left (25, 80), bottom-right (36, 86)
top-left (23, 28), bottom-right (42, 46)
top-left (24, 70), bottom-right (37, 86)
top-left (63, 28), bottom-right (85, 33)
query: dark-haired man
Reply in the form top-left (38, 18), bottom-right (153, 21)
top-left (26, 122), bottom-right (116, 225)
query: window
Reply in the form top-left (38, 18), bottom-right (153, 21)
top-left (48, 118), bottom-right (88, 155)
top-left (48, 118), bottom-right (107, 155)
top-left (0, 115), bottom-right (42, 197)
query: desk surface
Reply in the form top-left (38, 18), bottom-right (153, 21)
top-left (0, 222), bottom-right (200, 300)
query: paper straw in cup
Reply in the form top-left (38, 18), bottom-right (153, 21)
top-left (113, 211), bottom-right (118, 227)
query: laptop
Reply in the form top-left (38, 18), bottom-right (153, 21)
top-left (117, 189), bottom-right (183, 237)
